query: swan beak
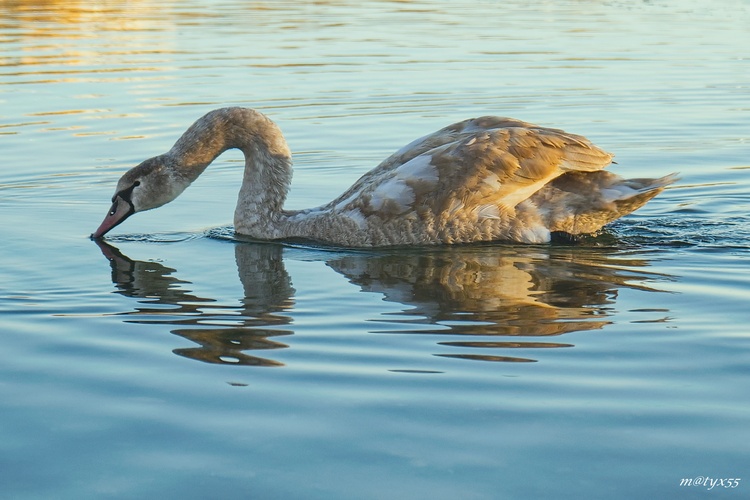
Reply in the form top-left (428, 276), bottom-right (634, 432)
top-left (90, 195), bottom-right (134, 239)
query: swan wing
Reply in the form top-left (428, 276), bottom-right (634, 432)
top-left (332, 117), bottom-right (614, 220)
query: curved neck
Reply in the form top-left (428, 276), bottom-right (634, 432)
top-left (167, 107), bottom-right (294, 237)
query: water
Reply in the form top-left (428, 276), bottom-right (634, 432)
top-left (2, 0), bottom-right (749, 498)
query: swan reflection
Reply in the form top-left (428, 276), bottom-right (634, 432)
top-left (96, 239), bottom-right (672, 366)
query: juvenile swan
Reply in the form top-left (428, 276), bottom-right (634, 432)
top-left (92, 107), bottom-right (676, 246)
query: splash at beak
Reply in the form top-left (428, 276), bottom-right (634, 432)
top-left (90, 195), bottom-right (134, 239)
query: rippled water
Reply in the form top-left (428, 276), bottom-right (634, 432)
top-left (2, 1), bottom-right (750, 498)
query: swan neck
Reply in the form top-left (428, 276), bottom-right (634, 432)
top-left (166, 107), bottom-right (294, 237)
top-left (168, 107), bottom-right (291, 180)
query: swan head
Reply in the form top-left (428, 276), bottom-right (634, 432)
top-left (91, 155), bottom-right (189, 238)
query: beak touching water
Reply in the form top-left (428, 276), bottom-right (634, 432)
top-left (90, 195), bottom-right (134, 239)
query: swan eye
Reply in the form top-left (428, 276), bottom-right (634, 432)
top-left (109, 200), bottom-right (118, 216)
top-left (113, 181), bottom-right (141, 203)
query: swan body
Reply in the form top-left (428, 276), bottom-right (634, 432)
top-left (92, 107), bottom-right (676, 246)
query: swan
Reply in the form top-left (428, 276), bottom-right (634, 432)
top-left (92, 107), bottom-right (676, 246)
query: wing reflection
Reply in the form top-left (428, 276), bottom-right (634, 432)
top-left (326, 247), bottom-right (670, 362)
top-left (95, 240), bottom-right (672, 366)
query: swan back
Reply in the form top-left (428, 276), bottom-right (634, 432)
top-left (314, 116), bottom-right (622, 244)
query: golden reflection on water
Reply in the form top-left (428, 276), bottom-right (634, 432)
top-left (95, 239), bottom-right (672, 367)
top-left (0, 0), bottom-right (168, 34)
top-left (1, 0), bottom-right (177, 87)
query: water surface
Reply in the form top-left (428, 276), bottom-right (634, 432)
top-left (1, 1), bottom-right (749, 498)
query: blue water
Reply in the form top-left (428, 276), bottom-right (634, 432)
top-left (2, 1), bottom-right (749, 498)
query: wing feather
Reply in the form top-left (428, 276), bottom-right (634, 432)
top-left (328, 116), bottom-right (614, 221)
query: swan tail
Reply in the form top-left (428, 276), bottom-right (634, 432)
top-left (532, 171), bottom-right (678, 235)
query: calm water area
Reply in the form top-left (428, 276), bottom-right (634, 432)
top-left (1, 0), bottom-right (749, 498)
